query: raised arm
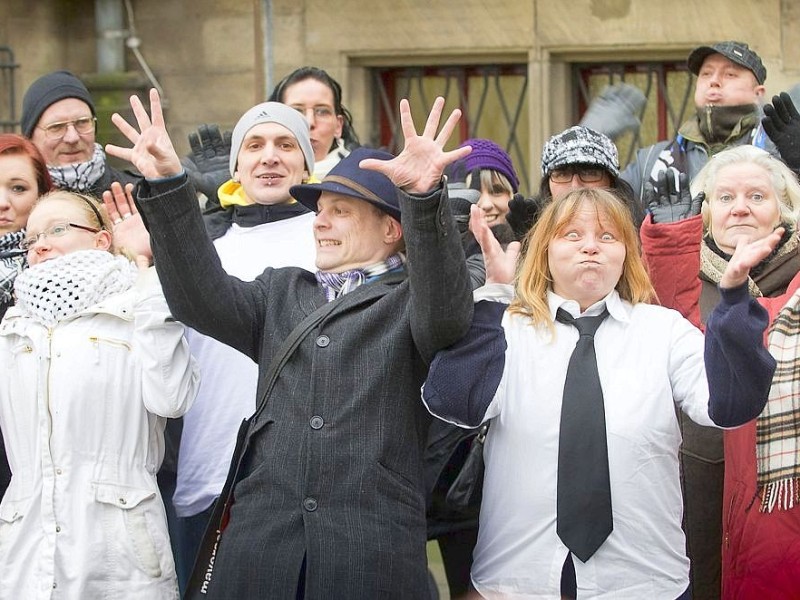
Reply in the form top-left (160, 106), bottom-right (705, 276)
top-left (362, 98), bottom-right (476, 360)
top-left (359, 97), bottom-right (471, 194)
top-left (106, 89), bottom-right (182, 180)
top-left (106, 89), bottom-right (270, 360)
top-left (704, 229), bottom-right (783, 425)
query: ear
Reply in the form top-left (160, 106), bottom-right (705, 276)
top-left (335, 114), bottom-right (344, 139)
top-left (95, 230), bottom-right (113, 252)
top-left (232, 170), bottom-right (240, 183)
top-left (383, 216), bottom-right (403, 245)
top-left (754, 84), bottom-right (766, 100)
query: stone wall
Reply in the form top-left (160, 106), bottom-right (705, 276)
top-left (1, 0), bottom-right (797, 183)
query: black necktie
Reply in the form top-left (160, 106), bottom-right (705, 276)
top-left (555, 307), bottom-right (613, 562)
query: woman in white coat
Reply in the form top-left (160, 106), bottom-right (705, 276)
top-left (0, 187), bottom-right (199, 598)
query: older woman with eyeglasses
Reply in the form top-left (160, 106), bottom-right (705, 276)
top-left (0, 186), bottom-right (199, 598)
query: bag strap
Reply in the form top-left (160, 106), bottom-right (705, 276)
top-left (250, 298), bottom-right (338, 423)
top-left (184, 297), bottom-right (338, 599)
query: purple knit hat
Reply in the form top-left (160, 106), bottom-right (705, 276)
top-left (458, 138), bottom-right (519, 193)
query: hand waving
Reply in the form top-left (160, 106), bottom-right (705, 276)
top-left (721, 227), bottom-right (786, 289)
top-left (101, 181), bottom-right (152, 266)
top-left (506, 193), bottom-right (545, 241)
top-left (359, 97), bottom-right (471, 194)
top-left (182, 124), bottom-right (233, 201)
top-left (762, 92), bottom-right (800, 171)
top-left (469, 205), bottom-right (521, 285)
top-left (644, 168), bottom-right (703, 223)
top-left (105, 88), bottom-right (183, 180)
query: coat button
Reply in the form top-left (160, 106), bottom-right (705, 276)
top-left (55, 525), bottom-right (61, 533)
top-left (310, 416), bottom-right (324, 430)
top-left (303, 497), bottom-right (318, 512)
top-left (316, 335), bottom-right (330, 347)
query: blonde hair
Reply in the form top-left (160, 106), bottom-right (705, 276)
top-left (691, 145), bottom-right (800, 236)
top-left (509, 188), bottom-right (655, 331)
top-left (33, 190), bottom-right (118, 254)
top-left (466, 169), bottom-right (514, 198)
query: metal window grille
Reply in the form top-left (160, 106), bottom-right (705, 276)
top-left (574, 61), bottom-right (694, 167)
top-left (371, 65), bottom-right (530, 191)
top-left (371, 61), bottom-right (693, 189)
top-left (0, 47), bottom-right (19, 133)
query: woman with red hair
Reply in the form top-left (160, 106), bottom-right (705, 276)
top-left (0, 133), bottom-right (52, 499)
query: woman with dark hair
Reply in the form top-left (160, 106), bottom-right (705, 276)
top-left (269, 66), bottom-right (360, 179)
top-left (0, 133), bottom-right (53, 499)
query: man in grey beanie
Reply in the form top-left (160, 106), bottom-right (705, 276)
top-left (21, 70), bottom-right (140, 197)
top-left (168, 100), bottom-right (319, 595)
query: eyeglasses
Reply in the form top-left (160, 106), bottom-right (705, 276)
top-left (292, 105), bottom-right (336, 120)
top-left (20, 222), bottom-right (101, 251)
top-left (549, 166), bottom-right (606, 184)
top-left (37, 117), bottom-right (97, 140)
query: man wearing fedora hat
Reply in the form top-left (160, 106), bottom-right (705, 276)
top-left (107, 89), bottom-right (473, 599)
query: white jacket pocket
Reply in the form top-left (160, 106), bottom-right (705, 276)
top-left (93, 482), bottom-right (162, 578)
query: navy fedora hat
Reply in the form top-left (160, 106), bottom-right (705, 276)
top-left (291, 147), bottom-right (401, 221)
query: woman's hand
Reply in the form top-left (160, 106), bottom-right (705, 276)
top-left (102, 181), bottom-right (152, 265)
top-left (359, 97), bottom-right (471, 194)
top-left (720, 226), bottom-right (785, 289)
top-left (469, 204), bottom-right (521, 285)
top-left (105, 88), bottom-right (182, 180)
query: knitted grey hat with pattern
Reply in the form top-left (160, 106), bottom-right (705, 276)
top-left (229, 102), bottom-right (314, 177)
top-left (541, 126), bottom-right (619, 178)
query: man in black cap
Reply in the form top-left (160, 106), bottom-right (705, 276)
top-left (21, 70), bottom-right (139, 197)
top-left (622, 41), bottom-right (773, 206)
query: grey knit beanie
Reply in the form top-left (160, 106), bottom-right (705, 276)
top-left (229, 102), bottom-right (315, 177)
top-left (541, 126), bottom-right (619, 178)
top-left (21, 71), bottom-right (96, 138)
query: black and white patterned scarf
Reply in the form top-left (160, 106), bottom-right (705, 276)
top-left (315, 253), bottom-right (405, 302)
top-left (14, 249), bottom-right (136, 327)
top-left (0, 230), bottom-right (26, 309)
top-left (47, 143), bottom-right (107, 193)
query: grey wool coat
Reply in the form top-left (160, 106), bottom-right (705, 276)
top-left (137, 175), bottom-right (473, 599)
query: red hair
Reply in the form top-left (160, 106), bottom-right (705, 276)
top-left (0, 133), bottom-right (52, 195)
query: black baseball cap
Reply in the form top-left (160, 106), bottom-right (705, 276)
top-left (687, 41), bottom-right (766, 85)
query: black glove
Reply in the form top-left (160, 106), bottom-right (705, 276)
top-left (763, 92), bottom-right (800, 171)
top-left (181, 124), bottom-right (233, 205)
top-left (644, 168), bottom-right (703, 224)
top-left (506, 194), bottom-right (545, 241)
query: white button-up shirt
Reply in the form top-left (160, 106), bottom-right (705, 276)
top-left (460, 286), bottom-right (711, 599)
